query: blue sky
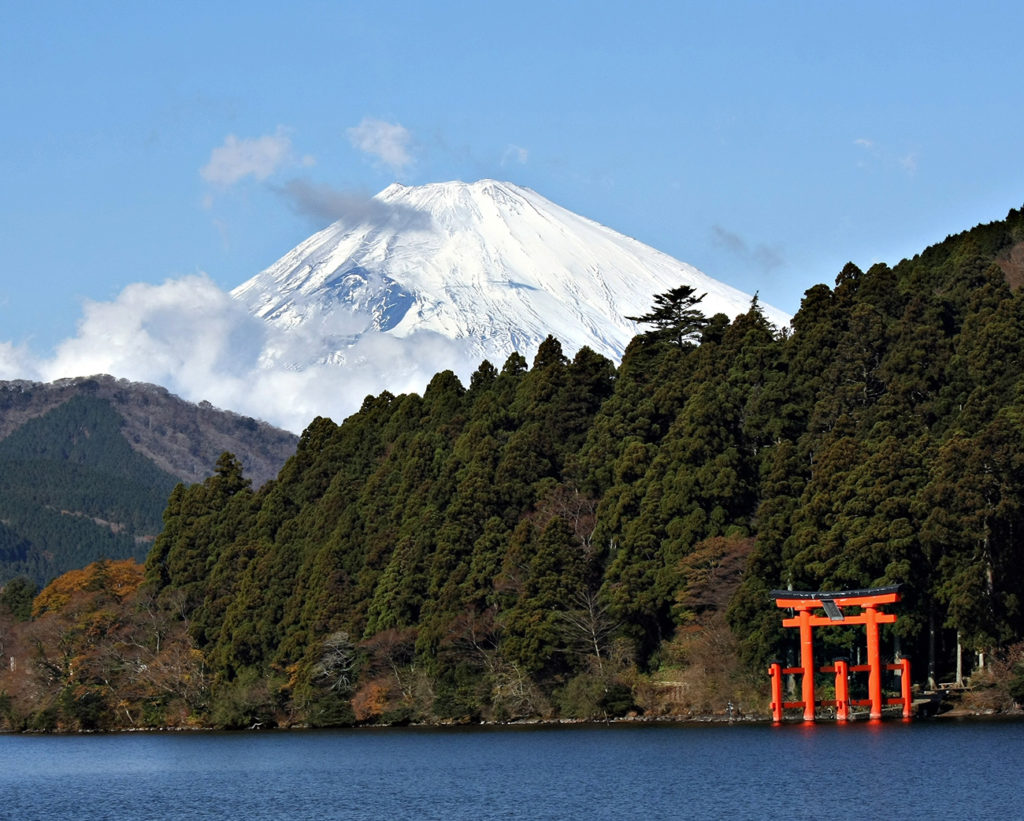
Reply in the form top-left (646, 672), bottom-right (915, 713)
top-left (2, 1), bottom-right (1023, 425)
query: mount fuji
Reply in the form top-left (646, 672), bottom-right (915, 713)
top-left (231, 180), bottom-right (789, 370)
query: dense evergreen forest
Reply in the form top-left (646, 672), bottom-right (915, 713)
top-left (2, 207), bottom-right (1024, 731)
top-left (0, 396), bottom-right (180, 585)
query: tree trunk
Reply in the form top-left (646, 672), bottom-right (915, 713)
top-left (955, 631), bottom-right (963, 687)
top-left (927, 608), bottom-right (937, 690)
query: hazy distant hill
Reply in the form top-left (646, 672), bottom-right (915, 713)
top-left (0, 375), bottom-right (297, 586)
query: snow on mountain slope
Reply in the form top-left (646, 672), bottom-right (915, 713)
top-left (231, 180), bottom-right (790, 368)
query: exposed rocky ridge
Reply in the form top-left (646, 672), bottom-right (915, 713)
top-left (997, 240), bottom-right (1024, 290)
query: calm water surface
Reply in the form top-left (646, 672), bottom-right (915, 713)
top-left (1, 720), bottom-right (1021, 820)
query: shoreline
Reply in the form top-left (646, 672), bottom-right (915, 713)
top-left (4, 704), bottom-right (1021, 735)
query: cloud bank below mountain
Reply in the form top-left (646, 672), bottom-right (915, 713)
top-left (0, 274), bottom-right (481, 434)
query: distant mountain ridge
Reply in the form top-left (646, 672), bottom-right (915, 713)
top-left (0, 375), bottom-right (297, 487)
top-left (231, 179), bottom-right (790, 369)
top-left (0, 375), bottom-right (298, 586)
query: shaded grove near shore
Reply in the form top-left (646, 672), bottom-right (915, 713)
top-left (3, 207), bottom-right (1024, 730)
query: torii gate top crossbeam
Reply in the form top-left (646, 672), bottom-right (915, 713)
top-left (770, 585), bottom-right (900, 611)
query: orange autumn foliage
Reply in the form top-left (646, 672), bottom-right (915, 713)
top-left (32, 559), bottom-right (146, 617)
top-left (351, 678), bottom-right (393, 722)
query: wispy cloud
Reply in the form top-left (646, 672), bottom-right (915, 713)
top-left (853, 137), bottom-right (917, 176)
top-left (201, 128), bottom-right (311, 186)
top-left (274, 179), bottom-right (433, 230)
top-left (5, 275), bottom-right (476, 434)
top-left (711, 225), bottom-right (784, 272)
top-left (501, 144), bottom-right (529, 166)
top-left (346, 118), bottom-right (414, 174)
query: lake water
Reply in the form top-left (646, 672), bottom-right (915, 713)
top-left (1, 719), bottom-right (1021, 820)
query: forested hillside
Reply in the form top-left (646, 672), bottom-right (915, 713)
top-left (0, 377), bottom-right (298, 587)
top-left (2, 207), bottom-right (1023, 731)
top-left (0, 396), bottom-right (179, 584)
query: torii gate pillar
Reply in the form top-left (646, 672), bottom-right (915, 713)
top-left (796, 607), bottom-right (815, 721)
top-left (864, 602), bottom-right (884, 719)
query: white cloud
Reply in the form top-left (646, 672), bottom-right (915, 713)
top-left (0, 340), bottom-right (43, 381)
top-left (346, 118), bottom-right (414, 173)
top-left (12, 274), bottom-right (477, 434)
top-left (200, 128), bottom-right (296, 186)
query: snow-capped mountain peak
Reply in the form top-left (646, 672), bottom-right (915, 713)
top-left (230, 179), bottom-right (790, 369)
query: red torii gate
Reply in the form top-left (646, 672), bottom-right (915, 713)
top-left (768, 586), bottom-right (912, 722)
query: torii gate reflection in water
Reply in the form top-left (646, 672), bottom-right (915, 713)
top-left (768, 586), bottom-right (912, 722)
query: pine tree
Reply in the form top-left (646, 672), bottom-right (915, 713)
top-left (626, 285), bottom-right (709, 347)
